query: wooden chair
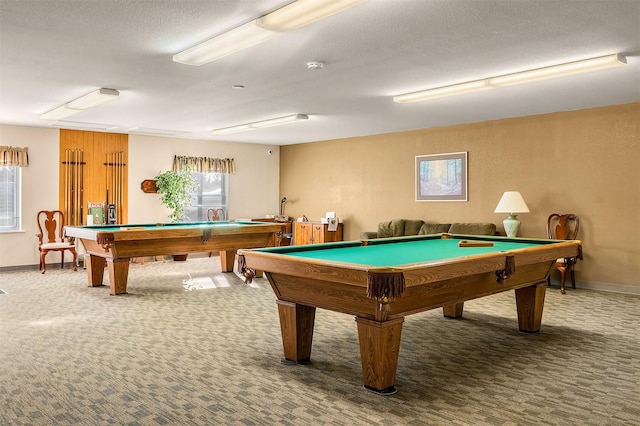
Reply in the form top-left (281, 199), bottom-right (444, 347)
top-left (207, 208), bottom-right (225, 257)
top-left (207, 208), bottom-right (225, 221)
top-left (36, 210), bottom-right (77, 274)
top-left (546, 213), bottom-right (582, 294)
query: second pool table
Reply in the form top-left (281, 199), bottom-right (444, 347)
top-left (65, 221), bottom-right (284, 295)
top-left (238, 233), bottom-right (582, 395)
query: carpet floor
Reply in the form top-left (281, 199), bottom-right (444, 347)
top-left (1, 256), bottom-right (639, 425)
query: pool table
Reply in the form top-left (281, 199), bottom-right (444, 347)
top-left (65, 221), bottom-right (284, 295)
top-left (237, 233), bottom-right (582, 395)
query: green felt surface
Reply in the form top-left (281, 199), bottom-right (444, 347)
top-left (285, 238), bottom-right (543, 267)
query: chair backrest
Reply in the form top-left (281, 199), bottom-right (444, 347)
top-left (547, 213), bottom-right (579, 241)
top-left (207, 208), bottom-right (225, 221)
top-left (37, 210), bottom-right (66, 245)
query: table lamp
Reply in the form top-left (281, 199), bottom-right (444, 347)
top-left (494, 191), bottom-right (530, 237)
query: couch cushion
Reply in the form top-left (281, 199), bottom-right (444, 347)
top-left (449, 222), bottom-right (497, 236)
top-left (377, 219), bottom-right (406, 238)
top-left (403, 219), bottom-right (425, 236)
top-left (418, 222), bottom-right (452, 235)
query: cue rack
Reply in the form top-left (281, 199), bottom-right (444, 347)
top-left (105, 151), bottom-right (126, 225)
top-left (62, 149), bottom-right (85, 226)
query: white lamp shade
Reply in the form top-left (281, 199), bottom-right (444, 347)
top-left (494, 191), bottom-right (530, 214)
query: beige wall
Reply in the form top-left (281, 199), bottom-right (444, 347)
top-left (280, 103), bottom-right (640, 292)
top-left (0, 125), bottom-right (281, 268)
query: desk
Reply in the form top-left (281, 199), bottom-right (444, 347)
top-left (238, 233), bottom-right (582, 394)
top-left (65, 221), bottom-right (284, 295)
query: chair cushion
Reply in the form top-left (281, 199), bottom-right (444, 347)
top-left (40, 242), bottom-right (74, 249)
top-left (418, 223), bottom-right (452, 235)
top-left (449, 222), bottom-right (497, 236)
top-left (377, 219), bottom-right (406, 238)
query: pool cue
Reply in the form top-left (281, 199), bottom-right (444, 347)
top-left (75, 149), bottom-right (80, 225)
top-left (76, 150), bottom-right (80, 225)
top-left (71, 150), bottom-right (75, 225)
top-left (64, 149), bottom-right (68, 224)
top-left (118, 151), bottom-right (123, 223)
top-left (79, 150), bottom-right (84, 224)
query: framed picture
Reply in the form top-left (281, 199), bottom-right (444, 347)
top-left (87, 201), bottom-right (105, 225)
top-left (415, 152), bottom-right (468, 202)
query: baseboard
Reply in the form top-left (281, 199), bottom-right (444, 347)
top-left (548, 279), bottom-right (640, 295)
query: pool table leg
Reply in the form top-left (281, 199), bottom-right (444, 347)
top-left (85, 254), bottom-right (106, 287)
top-left (219, 250), bottom-right (236, 272)
top-left (276, 300), bottom-right (316, 364)
top-left (356, 317), bottom-right (404, 395)
top-left (514, 282), bottom-right (547, 332)
top-left (106, 258), bottom-right (130, 295)
top-left (443, 302), bottom-right (464, 318)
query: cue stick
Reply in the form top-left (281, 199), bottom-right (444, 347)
top-left (119, 151), bottom-right (123, 223)
top-left (79, 150), bottom-right (84, 224)
top-left (117, 151), bottom-right (121, 223)
top-left (105, 153), bottom-right (109, 208)
top-left (76, 149), bottom-right (80, 225)
top-left (64, 149), bottom-right (68, 224)
top-left (74, 149), bottom-right (78, 225)
top-left (71, 150), bottom-right (75, 225)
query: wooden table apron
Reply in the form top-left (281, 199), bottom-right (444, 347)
top-left (65, 222), bottom-right (284, 295)
top-left (239, 235), bottom-right (582, 394)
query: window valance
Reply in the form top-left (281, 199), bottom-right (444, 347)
top-left (172, 155), bottom-right (235, 174)
top-left (0, 146), bottom-right (29, 167)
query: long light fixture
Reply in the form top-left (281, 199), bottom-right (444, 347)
top-left (393, 53), bottom-right (627, 103)
top-left (394, 80), bottom-right (490, 103)
top-left (41, 88), bottom-right (120, 120)
top-left (256, 0), bottom-right (368, 32)
top-left (212, 114), bottom-right (309, 135)
top-left (173, 21), bottom-right (278, 66)
top-left (173, 0), bottom-right (367, 66)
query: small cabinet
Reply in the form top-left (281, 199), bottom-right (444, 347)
top-left (293, 221), bottom-right (343, 245)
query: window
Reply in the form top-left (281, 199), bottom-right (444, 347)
top-left (185, 172), bottom-right (228, 222)
top-left (0, 166), bottom-right (22, 232)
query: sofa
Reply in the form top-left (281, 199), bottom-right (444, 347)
top-left (359, 219), bottom-right (497, 239)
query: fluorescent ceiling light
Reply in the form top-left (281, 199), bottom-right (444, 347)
top-left (257, 0), bottom-right (368, 32)
top-left (40, 106), bottom-right (79, 121)
top-left (127, 127), bottom-right (191, 136)
top-left (212, 114), bottom-right (309, 135)
top-left (212, 124), bottom-right (254, 136)
top-left (174, 0), bottom-right (368, 66)
top-left (251, 114), bottom-right (308, 128)
top-left (489, 54), bottom-right (627, 87)
top-left (48, 120), bottom-right (121, 130)
top-left (41, 88), bottom-right (120, 120)
top-left (173, 20), bottom-right (278, 66)
top-left (393, 80), bottom-right (490, 103)
top-left (393, 53), bottom-right (627, 103)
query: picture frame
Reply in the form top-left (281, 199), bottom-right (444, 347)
top-left (87, 201), bottom-right (105, 225)
top-left (415, 152), bottom-right (468, 202)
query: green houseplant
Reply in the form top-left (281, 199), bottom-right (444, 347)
top-left (154, 169), bottom-right (197, 222)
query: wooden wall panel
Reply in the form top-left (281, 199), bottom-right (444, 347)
top-left (59, 130), bottom-right (128, 225)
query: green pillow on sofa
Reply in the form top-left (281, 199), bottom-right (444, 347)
top-left (449, 222), bottom-right (496, 235)
top-left (377, 219), bottom-right (406, 238)
top-left (418, 223), bottom-right (452, 235)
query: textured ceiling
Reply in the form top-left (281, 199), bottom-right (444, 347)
top-left (1, 0), bottom-right (638, 145)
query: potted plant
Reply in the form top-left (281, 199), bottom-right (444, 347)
top-left (154, 169), bottom-right (197, 222)
top-left (154, 169), bottom-right (197, 261)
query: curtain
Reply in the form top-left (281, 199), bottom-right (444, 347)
top-left (0, 146), bottom-right (29, 167)
top-left (172, 155), bottom-right (235, 174)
